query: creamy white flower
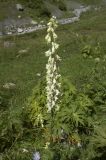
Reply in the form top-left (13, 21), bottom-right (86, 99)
top-left (77, 142), bottom-right (82, 147)
top-left (45, 17), bottom-right (61, 112)
top-left (56, 55), bottom-right (61, 61)
top-left (37, 114), bottom-right (44, 128)
top-left (52, 42), bottom-right (59, 49)
top-left (51, 45), bottom-right (56, 53)
top-left (53, 32), bottom-right (57, 39)
top-left (54, 96), bottom-right (58, 101)
top-left (52, 100), bottom-right (56, 107)
top-left (55, 89), bottom-right (60, 96)
top-left (45, 50), bottom-right (52, 57)
top-left (47, 27), bottom-right (54, 33)
top-left (52, 16), bottom-right (56, 19)
top-left (45, 34), bottom-right (51, 43)
top-left (22, 148), bottom-right (28, 153)
top-left (53, 63), bottom-right (56, 71)
top-left (53, 78), bottom-right (56, 84)
top-left (44, 142), bottom-right (50, 149)
top-left (51, 84), bottom-right (55, 90)
top-left (47, 22), bottom-right (52, 26)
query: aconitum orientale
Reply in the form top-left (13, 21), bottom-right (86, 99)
top-left (45, 16), bottom-right (61, 112)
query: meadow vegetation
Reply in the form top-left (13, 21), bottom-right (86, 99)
top-left (0, 1), bottom-right (106, 160)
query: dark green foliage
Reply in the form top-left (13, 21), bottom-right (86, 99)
top-left (50, 0), bottom-right (67, 11)
top-left (25, 77), bottom-right (106, 160)
top-left (19, 0), bottom-right (51, 17)
top-left (81, 42), bottom-right (102, 59)
top-left (0, 4), bottom-right (106, 159)
top-left (0, 50), bottom-right (106, 159)
top-left (56, 0), bottom-right (67, 11)
top-left (0, 75), bottom-right (106, 159)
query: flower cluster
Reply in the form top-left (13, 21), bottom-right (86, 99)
top-left (45, 16), bottom-right (61, 112)
top-left (33, 151), bottom-right (40, 160)
top-left (36, 113), bottom-right (44, 128)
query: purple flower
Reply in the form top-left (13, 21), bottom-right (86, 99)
top-left (33, 152), bottom-right (40, 160)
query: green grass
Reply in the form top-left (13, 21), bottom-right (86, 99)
top-left (76, 0), bottom-right (103, 5)
top-left (0, 0), bottom-right (49, 22)
top-left (0, 4), bottom-right (106, 159)
top-left (0, 2), bottom-right (11, 21)
top-left (0, 7), bottom-right (106, 109)
top-left (0, 0), bottom-right (105, 22)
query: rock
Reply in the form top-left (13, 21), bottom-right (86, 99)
top-left (16, 4), bottom-right (24, 11)
top-left (3, 83), bottom-right (16, 89)
top-left (17, 28), bottom-right (23, 33)
top-left (40, 20), bottom-right (44, 24)
top-left (37, 24), bottom-right (42, 28)
top-left (7, 32), bottom-right (12, 35)
top-left (80, 5), bottom-right (84, 8)
top-left (18, 15), bottom-right (21, 19)
top-left (73, 6), bottom-right (90, 17)
top-left (31, 20), bottom-right (38, 25)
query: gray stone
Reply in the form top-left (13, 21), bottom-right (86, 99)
top-left (16, 4), bottom-right (24, 11)
top-left (17, 28), bottom-right (23, 33)
top-left (31, 20), bottom-right (38, 25)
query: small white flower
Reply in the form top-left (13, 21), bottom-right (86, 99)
top-left (22, 148), bottom-right (28, 153)
top-left (44, 142), bottom-right (50, 149)
top-left (47, 22), bottom-right (52, 26)
top-left (77, 142), bottom-right (82, 147)
top-left (51, 84), bottom-right (55, 90)
top-left (51, 45), bottom-right (55, 53)
top-left (47, 27), bottom-right (54, 33)
top-left (52, 100), bottom-right (56, 107)
top-left (52, 42), bottom-right (59, 49)
top-left (56, 55), bottom-right (61, 61)
top-left (45, 34), bottom-right (51, 43)
top-left (45, 50), bottom-right (52, 57)
top-left (36, 73), bottom-right (41, 77)
top-left (53, 78), bottom-right (56, 84)
top-left (56, 89), bottom-right (60, 96)
top-left (52, 16), bottom-right (56, 19)
top-left (54, 96), bottom-right (58, 101)
top-left (37, 114), bottom-right (44, 127)
top-left (53, 33), bottom-right (57, 39)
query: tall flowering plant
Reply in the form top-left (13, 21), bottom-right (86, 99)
top-left (45, 16), bottom-right (61, 113)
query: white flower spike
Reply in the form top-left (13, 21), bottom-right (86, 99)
top-left (45, 17), bottom-right (61, 112)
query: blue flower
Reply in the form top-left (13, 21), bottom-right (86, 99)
top-left (33, 152), bottom-right (40, 160)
